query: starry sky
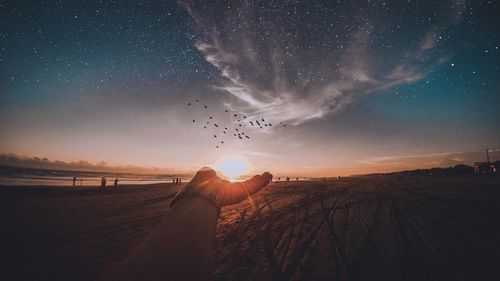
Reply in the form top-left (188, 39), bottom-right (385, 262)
top-left (1, 0), bottom-right (499, 176)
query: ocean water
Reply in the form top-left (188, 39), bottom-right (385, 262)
top-left (0, 165), bottom-right (189, 186)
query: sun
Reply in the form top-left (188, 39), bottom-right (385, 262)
top-left (215, 155), bottom-right (250, 182)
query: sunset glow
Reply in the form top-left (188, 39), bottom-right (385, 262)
top-left (215, 155), bottom-right (250, 182)
top-left (1, 2), bottom-right (499, 281)
top-left (0, 1), bottom-right (498, 177)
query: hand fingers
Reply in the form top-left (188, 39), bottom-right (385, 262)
top-left (242, 172), bottom-right (273, 194)
top-left (218, 172), bottom-right (273, 206)
top-left (246, 172), bottom-right (272, 182)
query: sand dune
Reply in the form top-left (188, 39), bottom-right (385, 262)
top-left (1, 175), bottom-right (499, 280)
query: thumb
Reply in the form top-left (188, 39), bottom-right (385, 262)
top-left (189, 167), bottom-right (218, 185)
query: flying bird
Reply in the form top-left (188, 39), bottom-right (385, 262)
top-left (185, 99), bottom-right (264, 148)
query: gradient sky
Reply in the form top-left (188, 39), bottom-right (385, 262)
top-left (1, 1), bottom-right (499, 176)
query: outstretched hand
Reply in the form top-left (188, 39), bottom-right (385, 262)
top-left (184, 167), bottom-right (273, 206)
top-left (107, 167), bottom-right (272, 281)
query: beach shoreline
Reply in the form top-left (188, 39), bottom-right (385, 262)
top-left (1, 175), bottom-right (499, 280)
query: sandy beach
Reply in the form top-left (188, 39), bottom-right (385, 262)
top-left (1, 175), bottom-right (500, 281)
top-left (3, 1), bottom-right (499, 280)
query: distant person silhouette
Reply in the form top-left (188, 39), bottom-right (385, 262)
top-left (179, 178), bottom-right (182, 184)
top-left (72, 176), bottom-right (76, 186)
top-left (175, 178), bottom-right (179, 185)
top-left (114, 178), bottom-right (119, 188)
top-left (172, 178), bottom-right (175, 184)
top-left (101, 177), bottom-right (106, 188)
top-left (286, 177), bottom-right (290, 182)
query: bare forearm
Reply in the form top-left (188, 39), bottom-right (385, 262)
top-left (106, 167), bottom-right (272, 281)
top-left (107, 196), bottom-right (218, 281)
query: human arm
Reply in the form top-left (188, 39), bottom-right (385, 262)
top-left (106, 167), bottom-right (272, 281)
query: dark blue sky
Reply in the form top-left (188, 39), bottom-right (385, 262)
top-left (1, 0), bottom-right (499, 175)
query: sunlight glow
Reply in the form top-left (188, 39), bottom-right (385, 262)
top-left (215, 155), bottom-right (249, 182)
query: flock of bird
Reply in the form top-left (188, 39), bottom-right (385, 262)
top-left (188, 99), bottom-right (286, 148)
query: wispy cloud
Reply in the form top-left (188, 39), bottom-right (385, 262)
top-left (241, 150), bottom-right (274, 158)
top-left (359, 148), bottom-right (499, 168)
top-left (0, 152), bottom-right (184, 174)
top-left (182, 1), bottom-right (466, 126)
